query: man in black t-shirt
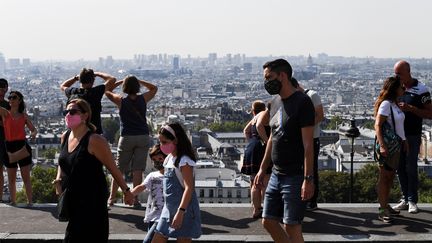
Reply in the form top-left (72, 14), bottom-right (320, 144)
top-left (392, 60), bottom-right (432, 214)
top-left (0, 78), bottom-right (10, 202)
top-left (254, 59), bottom-right (315, 243)
top-left (60, 68), bottom-right (116, 134)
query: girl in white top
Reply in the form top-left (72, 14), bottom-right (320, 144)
top-left (374, 76), bottom-right (408, 223)
top-left (152, 123), bottom-right (202, 243)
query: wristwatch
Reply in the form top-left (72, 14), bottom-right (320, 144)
top-left (304, 175), bottom-right (314, 182)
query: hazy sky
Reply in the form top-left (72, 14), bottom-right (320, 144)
top-left (1, 0), bottom-right (431, 60)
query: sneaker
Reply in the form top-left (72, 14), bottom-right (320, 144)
top-left (392, 200), bottom-right (408, 211)
top-left (306, 202), bottom-right (318, 211)
top-left (408, 202), bottom-right (419, 214)
top-left (378, 208), bottom-right (393, 223)
top-left (386, 204), bottom-right (400, 216)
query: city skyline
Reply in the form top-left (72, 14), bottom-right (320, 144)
top-left (1, 0), bottom-right (431, 60)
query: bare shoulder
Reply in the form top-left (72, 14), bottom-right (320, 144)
top-left (89, 133), bottom-right (108, 145)
top-left (88, 133), bottom-right (109, 155)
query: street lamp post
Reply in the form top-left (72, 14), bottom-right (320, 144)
top-left (422, 133), bottom-right (429, 164)
top-left (345, 118), bottom-right (360, 203)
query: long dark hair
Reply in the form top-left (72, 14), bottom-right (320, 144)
top-left (159, 122), bottom-right (196, 167)
top-left (374, 76), bottom-right (402, 117)
top-left (10, 91), bottom-right (25, 113)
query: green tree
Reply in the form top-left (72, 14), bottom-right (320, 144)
top-left (102, 118), bottom-right (120, 143)
top-left (419, 171), bottom-right (432, 202)
top-left (17, 166), bottom-right (57, 203)
top-left (43, 147), bottom-right (58, 160)
top-left (353, 163), bottom-right (401, 203)
top-left (319, 170), bottom-right (350, 203)
top-left (325, 115), bottom-right (343, 130)
top-left (208, 121), bottom-right (247, 132)
top-left (362, 120), bottom-right (375, 130)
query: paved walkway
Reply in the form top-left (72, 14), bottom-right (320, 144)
top-left (0, 203), bottom-right (431, 242)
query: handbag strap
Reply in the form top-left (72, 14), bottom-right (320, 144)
top-left (124, 96), bottom-right (146, 122)
top-left (390, 105), bottom-right (397, 133)
top-left (60, 130), bottom-right (78, 189)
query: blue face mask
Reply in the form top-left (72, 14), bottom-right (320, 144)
top-left (264, 79), bottom-right (282, 95)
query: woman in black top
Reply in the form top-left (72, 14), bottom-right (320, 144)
top-left (53, 98), bottom-right (134, 243)
top-left (242, 100), bottom-right (271, 218)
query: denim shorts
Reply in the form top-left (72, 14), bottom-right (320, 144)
top-left (263, 173), bottom-right (305, 225)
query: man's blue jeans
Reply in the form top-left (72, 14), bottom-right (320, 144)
top-left (397, 135), bottom-right (421, 203)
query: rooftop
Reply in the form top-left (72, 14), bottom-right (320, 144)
top-left (1, 203), bottom-right (432, 242)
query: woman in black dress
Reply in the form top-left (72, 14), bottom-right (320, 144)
top-left (53, 98), bottom-right (134, 243)
top-left (241, 100), bottom-right (271, 218)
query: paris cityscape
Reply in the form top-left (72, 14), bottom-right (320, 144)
top-left (1, 52), bottom-right (432, 203)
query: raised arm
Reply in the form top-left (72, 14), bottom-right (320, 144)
top-left (60, 75), bottom-right (79, 92)
top-left (94, 71), bottom-right (116, 85)
top-left (105, 79), bottom-right (123, 108)
top-left (140, 79), bottom-right (158, 103)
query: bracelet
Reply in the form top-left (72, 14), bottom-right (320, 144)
top-left (73, 75), bottom-right (79, 81)
top-left (178, 207), bottom-right (186, 212)
top-left (52, 178), bottom-right (62, 185)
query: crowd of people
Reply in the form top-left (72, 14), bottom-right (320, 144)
top-left (0, 58), bottom-right (430, 242)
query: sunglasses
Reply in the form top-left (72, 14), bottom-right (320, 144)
top-left (62, 108), bottom-right (82, 116)
top-left (8, 95), bottom-right (19, 100)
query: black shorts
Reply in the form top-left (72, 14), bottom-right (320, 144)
top-left (4, 140), bottom-right (32, 169)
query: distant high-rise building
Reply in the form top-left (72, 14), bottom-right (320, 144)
top-left (8, 58), bottom-right (20, 68)
top-left (22, 58), bottom-right (31, 67)
top-left (208, 53), bottom-right (217, 66)
top-left (105, 56), bottom-right (114, 67)
top-left (98, 57), bottom-right (104, 67)
top-left (233, 54), bottom-right (241, 65)
top-left (307, 54), bottom-right (313, 66)
top-left (226, 54), bottom-right (232, 65)
top-left (173, 56), bottom-right (180, 70)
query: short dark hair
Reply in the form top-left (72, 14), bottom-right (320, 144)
top-left (79, 68), bottom-right (95, 84)
top-left (122, 75), bottom-right (140, 94)
top-left (252, 100), bottom-right (266, 114)
top-left (0, 78), bottom-right (8, 87)
top-left (263, 59), bottom-right (292, 79)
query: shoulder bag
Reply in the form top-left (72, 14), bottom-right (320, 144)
top-left (374, 106), bottom-right (402, 170)
top-left (7, 144), bottom-right (30, 163)
top-left (57, 130), bottom-right (74, 222)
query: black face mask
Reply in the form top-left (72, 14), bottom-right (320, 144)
top-left (264, 79), bottom-right (282, 95)
top-left (153, 161), bottom-right (164, 170)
